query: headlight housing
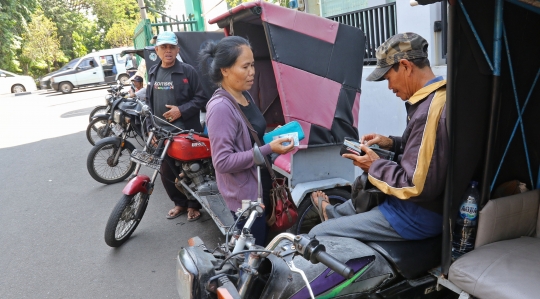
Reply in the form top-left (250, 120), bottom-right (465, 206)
top-left (113, 111), bottom-right (122, 124)
top-left (176, 251), bottom-right (195, 299)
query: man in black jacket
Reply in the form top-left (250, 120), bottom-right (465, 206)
top-left (146, 31), bottom-right (208, 221)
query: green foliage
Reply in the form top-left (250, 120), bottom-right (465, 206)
top-left (0, 0), bottom-right (38, 71)
top-left (7, 0), bottom-right (167, 77)
top-left (104, 20), bottom-right (137, 48)
top-left (21, 9), bottom-right (65, 73)
top-left (225, 0), bottom-right (289, 9)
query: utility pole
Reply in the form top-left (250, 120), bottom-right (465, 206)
top-left (138, 0), bottom-right (147, 20)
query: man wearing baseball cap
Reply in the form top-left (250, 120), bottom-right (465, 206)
top-left (129, 75), bottom-right (146, 101)
top-left (310, 33), bottom-right (449, 242)
top-left (146, 31), bottom-right (208, 221)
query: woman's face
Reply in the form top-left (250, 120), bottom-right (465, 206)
top-left (221, 45), bottom-right (255, 92)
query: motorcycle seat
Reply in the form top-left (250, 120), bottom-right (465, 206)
top-left (366, 235), bottom-right (441, 280)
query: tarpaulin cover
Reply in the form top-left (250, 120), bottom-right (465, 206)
top-left (209, 1), bottom-right (365, 147)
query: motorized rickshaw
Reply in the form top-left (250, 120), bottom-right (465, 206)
top-left (112, 15), bottom-right (362, 239)
top-left (172, 0), bottom-right (540, 298)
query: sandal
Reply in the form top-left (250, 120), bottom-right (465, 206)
top-left (187, 209), bottom-right (202, 222)
top-left (166, 206), bottom-right (186, 219)
top-left (310, 191), bottom-right (330, 222)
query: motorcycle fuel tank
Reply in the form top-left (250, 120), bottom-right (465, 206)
top-left (167, 134), bottom-right (211, 161)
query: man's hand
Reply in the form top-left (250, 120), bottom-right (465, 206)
top-left (164, 105), bottom-right (181, 122)
top-left (360, 133), bottom-right (393, 150)
top-left (342, 144), bottom-right (380, 172)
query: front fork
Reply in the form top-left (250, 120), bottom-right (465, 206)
top-left (112, 123), bottom-right (130, 165)
top-left (124, 131), bottom-right (173, 195)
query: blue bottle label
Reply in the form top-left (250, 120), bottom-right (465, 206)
top-left (460, 202), bottom-right (478, 220)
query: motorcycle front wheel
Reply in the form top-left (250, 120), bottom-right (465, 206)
top-left (86, 116), bottom-right (113, 145)
top-left (288, 188), bottom-right (350, 235)
top-left (87, 139), bottom-right (136, 184)
top-left (89, 105), bottom-right (109, 122)
top-left (104, 193), bottom-right (149, 247)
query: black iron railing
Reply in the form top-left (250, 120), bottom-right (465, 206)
top-left (329, 3), bottom-right (397, 65)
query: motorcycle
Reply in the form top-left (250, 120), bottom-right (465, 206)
top-left (86, 97), bottom-right (145, 184)
top-left (103, 101), bottom-right (223, 247)
top-left (86, 80), bottom-right (130, 145)
top-left (175, 145), bottom-right (454, 299)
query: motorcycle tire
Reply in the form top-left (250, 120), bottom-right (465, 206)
top-left (87, 139), bottom-right (136, 184)
top-left (104, 193), bottom-right (149, 247)
top-left (89, 105), bottom-right (109, 122)
top-left (86, 116), bottom-right (113, 145)
top-left (288, 188), bottom-right (350, 235)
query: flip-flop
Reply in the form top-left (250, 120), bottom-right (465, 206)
top-left (188, 211), bottom-right (202, 222)
top-left (166, 209), bottom-right (186, 219)
top-left (310, 192), bottom-right (329, 222)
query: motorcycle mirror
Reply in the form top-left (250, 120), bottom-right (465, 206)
top-left (253, 144), bottom-right (266, 167)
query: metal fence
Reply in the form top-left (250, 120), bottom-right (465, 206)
top-left (328, 3), bottom-right (397, 65)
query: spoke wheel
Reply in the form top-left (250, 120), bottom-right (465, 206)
top-left (89, 105), bottom-right (109, 122)
top-left (288, 188), bottom-right (350, 235)
top-left (104, 193), bottom-right (148, 247)
top-left (86, 116), bottom-right (113, 145)
top-left (87, 139), bottom-right (136, 184)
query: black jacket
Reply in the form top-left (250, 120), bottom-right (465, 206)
top-left (146, 60), bottom-right (208, 132)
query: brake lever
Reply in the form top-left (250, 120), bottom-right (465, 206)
top-left (287, 260), bottom-right (315, 299)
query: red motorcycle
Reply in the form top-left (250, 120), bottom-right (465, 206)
top-left (104, 102), bottom-right (231, 247)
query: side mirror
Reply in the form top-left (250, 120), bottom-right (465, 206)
top-left (253, 144), bottom-right (266, 167)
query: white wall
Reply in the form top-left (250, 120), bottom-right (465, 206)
top-left (396, 1), bottom-right (445, 66)
top-left (202, 0), bottom-right (228, 31)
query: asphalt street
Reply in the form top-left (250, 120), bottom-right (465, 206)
top-left (0, 87), bottom-right (223, 298)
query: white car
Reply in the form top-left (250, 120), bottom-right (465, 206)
top-left (0, 69), bottom-right (37, 94)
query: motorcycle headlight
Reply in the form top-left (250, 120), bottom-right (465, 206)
top-left (113, 111), bottom-right (122, 123)
top-left (176, 250), bottom-right (195, 299)
top-left (105, 94), bottom-right (112, 105)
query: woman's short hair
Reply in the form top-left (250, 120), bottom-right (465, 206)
top-left (199, 36), bottom-right (251, 84)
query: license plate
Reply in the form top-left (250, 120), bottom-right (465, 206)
top-left (112, 123), bottom-right (124, 136)
top-left (130, 149), bottom-right (162, 170)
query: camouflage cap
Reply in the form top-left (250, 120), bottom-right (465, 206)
top-left (366, 32), bottom-right (429, 82)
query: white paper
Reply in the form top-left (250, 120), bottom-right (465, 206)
top-left (273, 132), bottom-right (299, 146)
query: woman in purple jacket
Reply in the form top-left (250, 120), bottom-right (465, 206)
top-left (200, 36), bottom-right (294, 245)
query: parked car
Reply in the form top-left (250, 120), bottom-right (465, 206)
top-left (50, 47), bottom-right (132, 94)
top-left (0, 69), bottom-right (37, 95)
top-left (39, 58), bottom-right (80, 90)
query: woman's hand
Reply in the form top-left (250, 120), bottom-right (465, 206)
top-left (269, 137), bottom-right (295, 154)
top-left (360, 133), bottom-right (393, 150)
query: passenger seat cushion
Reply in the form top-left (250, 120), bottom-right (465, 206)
top-left (475, 189), bottom-right (539, 248)
top-left (449, 237), bottom-right (540, 299)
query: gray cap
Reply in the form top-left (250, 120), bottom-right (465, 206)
top-left (366, 32), bottom-right (429, 82)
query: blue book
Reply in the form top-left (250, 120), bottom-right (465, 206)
top-left (263, 121), bottom-right (305, 145)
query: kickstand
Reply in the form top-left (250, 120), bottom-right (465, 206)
top-left (287, 260), bottom-right (315, 299)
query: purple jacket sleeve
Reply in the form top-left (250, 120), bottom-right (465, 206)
top-left (368, 108), bottom-right (448, 203)
top-left (206, 98), bottom-right (272, 174)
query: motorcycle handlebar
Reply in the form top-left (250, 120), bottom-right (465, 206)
top-left (312, 249), bottom-right (354, 279)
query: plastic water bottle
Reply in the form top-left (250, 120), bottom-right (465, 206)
top-left (451, 181), bottom-right (479, 260)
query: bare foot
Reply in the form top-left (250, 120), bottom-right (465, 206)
top-left (166, 206), bottom-right (186, 219)
top-left (311, 191), bottom-right (330, 221)
top-left (187, 208), bottom-right (201, 222)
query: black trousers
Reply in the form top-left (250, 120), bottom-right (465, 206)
top-left (160, 155), bottom-right (202, 209)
